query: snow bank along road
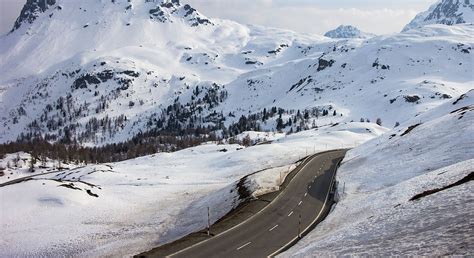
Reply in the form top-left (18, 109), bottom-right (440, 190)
top-left (168, 149), bottom-right (347, 258)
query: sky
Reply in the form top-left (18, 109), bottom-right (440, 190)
top-left (0, 0), bottom-right (435, 35)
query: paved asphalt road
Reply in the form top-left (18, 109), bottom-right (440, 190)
top-left (169, 149), bottom-right (347, 258)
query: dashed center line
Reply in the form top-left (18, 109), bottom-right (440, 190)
top-left (288, 211), bottom-right (294, 217)
top-left (298, 200), bottom-right (303, 206)
top-left (304, 193), bottom-right (308, 197)
top-left (236, 241), bottom-right (251, 250)
top-left (269, 224), bottom-right (279, 231)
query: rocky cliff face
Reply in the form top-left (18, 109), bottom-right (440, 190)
top-left (148, 0), bottom-right (213, 26)
top-left (10, 0), bottom-right (213, 33)
top-left (403, 0), bottom-right (474, 32)
top-left (11, 0), bottom-right (57, 32)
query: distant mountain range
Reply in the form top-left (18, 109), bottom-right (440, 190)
top-left (0, 0), bottom-right (472, 148)
top-left (324, 25), bottom-right (375, 39)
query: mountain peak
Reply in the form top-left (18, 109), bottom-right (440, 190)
top-left (149, 0), bottom-right (213, 26)
top-left (402, 0), bottom-right (474, 32)
top-left (10, 0), bottom-right (212, 34)
top-left (161, 0), bottom-right (180, 6)
top-left (11, 0), bottom-right (57, 33)
top-left (324, 25), bottom-right (375, 39)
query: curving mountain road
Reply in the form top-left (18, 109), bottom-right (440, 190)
top-left (168, 149), bottom-right (347, 258)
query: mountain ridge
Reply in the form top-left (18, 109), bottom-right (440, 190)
top-left (324, 25), bottom-right (375, 39)
top-left (403, 0), bottom-right (474, 32)
top-left (0, 0), bottom-right (472, 149)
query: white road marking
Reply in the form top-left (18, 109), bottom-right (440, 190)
top-left (304, 193), bottom-right (308, 197)
top-left (236, 242), bottom-right (252, 250)
top-left (269, 224), bottom-right (279, 231)
top-left (308, 185), bottom-right (311, 189)
top-left (288, 211), bottom-right (294, 217)
top-left (298, 200), bottom-right (303, 206)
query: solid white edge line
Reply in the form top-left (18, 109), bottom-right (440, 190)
top-left (236, 241), bottom-right (252, 250)
top-left (268, 153), bottom-right (343, 257)
top-left (269, 224), bottom-right (279, 231)
top-left (167, 154), bottom-right (317, 257)
top-left (167, 150), bottom-right (345, 258)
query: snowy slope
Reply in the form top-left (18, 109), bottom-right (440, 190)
top-left (0, 1), bottom-right (472, 147)
top-left (324, 25), bottom-right (375, 39)
top-left (222, 24), bottom-right (474, 128)
top-left (1, 23), bottom-right (472, 146)
top-left (284, 90), bottom-right (474, 256)
top-left (0, 152), bottom-right (81, 184)
top-left (1, 0), bottom-right (472, 256)
top-left (0, 123), bottom-right (387, 257)
top-left (0, 0), bottom-right (325, 145)
top-left (2, 0), bottom-right (218, 80)
top-left (403, 0), bottom-right (474, 32)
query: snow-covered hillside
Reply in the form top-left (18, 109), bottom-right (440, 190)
top-left (403, 0), bottom-right (474, 32)
top-left (0, 122), bottom-right (387, 257)
top-left (284, 90), bottom-right (474, 256)
top-left (223, 24), bottom-right (473, 129)
top-left (324, 25), bottom-right (375, 39)
top-left (1, 1), bottom-right (473, 256)
top-left (0, 0), bottom-right (325, 146)
top-left (0, 152), bottom-right (81, 184)
top-left (1, 0), bottom-right (472, 147)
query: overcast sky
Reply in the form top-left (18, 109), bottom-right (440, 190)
top-left (0, 0), bottom-right (434, 35)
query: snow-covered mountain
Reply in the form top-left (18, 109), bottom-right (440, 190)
top-left (324, 25), bottom-right (375, 39)
top-left (287, 89), bottom-right (474, 256)
top-left (1, 1), bottom-right (473, 256)
top-left (0, 0), bottom-right (472, 148)
top-left (403, 0), bottom-right (474, 32)
top-left (0, 0), bottom-right (324, 146)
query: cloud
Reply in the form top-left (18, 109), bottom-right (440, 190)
top-left (0, 0), bottom-right (25, 35)
top-left (186, 0), bottom-right (429, 35)
top-left (0, 0), bottom-right (432, 36)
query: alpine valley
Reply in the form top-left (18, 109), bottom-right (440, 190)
top-left (0, 0), bottom-right (472, 257)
